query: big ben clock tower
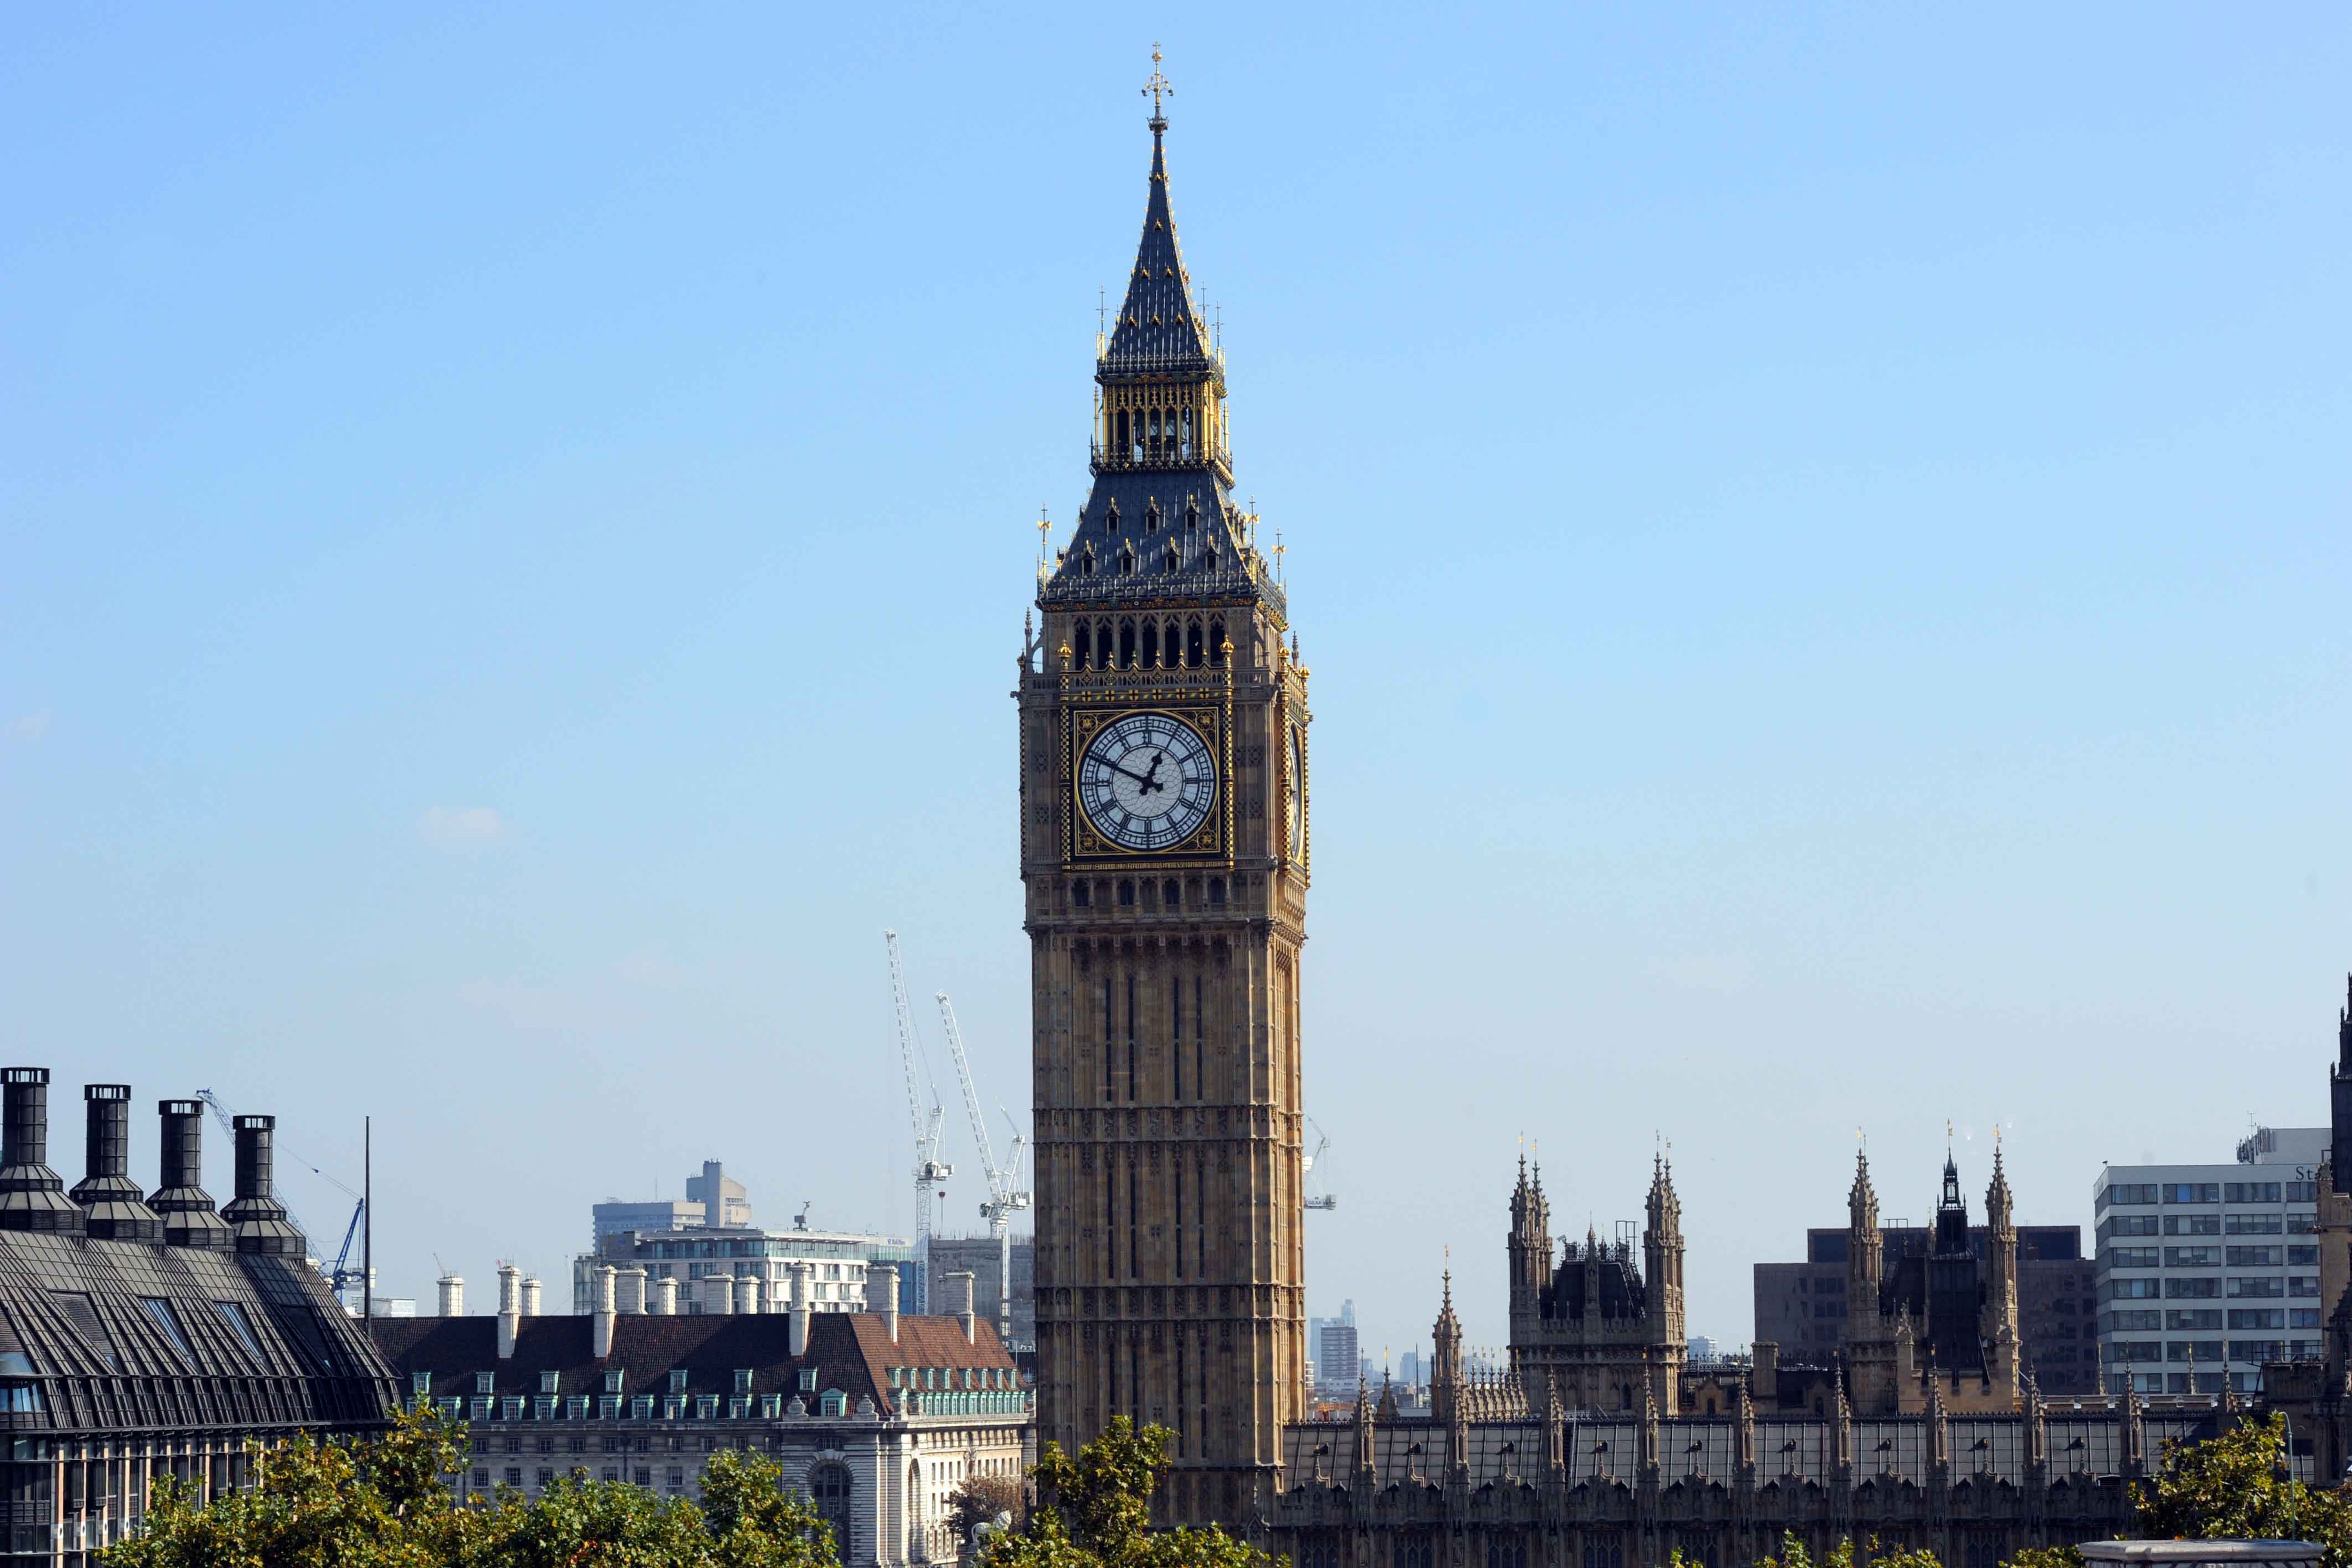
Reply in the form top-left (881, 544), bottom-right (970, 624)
top-left (1017, 55), bottom-right (1309, 1529)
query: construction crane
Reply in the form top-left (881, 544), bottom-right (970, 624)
top-left (935, 990), bottom-right (1031, 1343)
top-left (1303, 1116), bottom-right (1338, 1210)
top-left (195, 1089), bottom-right (370, 1306)
top-left (883, 931), bottom-right (953, 1314)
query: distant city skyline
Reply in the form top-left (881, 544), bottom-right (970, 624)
top-left (5, 7), bottom-right (2349, 1349)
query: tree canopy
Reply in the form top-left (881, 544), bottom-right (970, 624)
top-left (102, 1404), bottom-right (839, 1568)
top-left (979, 1417), bottom-right (1274, 1568)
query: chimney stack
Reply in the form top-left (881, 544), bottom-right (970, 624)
top-left (593, 1265), bottom-right (618, 1359)
top-left (520, 1276), bottom-right (541, 1317)
top-left (873, 1263), bottom-right (900, 1343)
top-left (616, 1266), bottom-right (647, 1314)
top-left (704, 1275), bottom-right (735, 1316)
top-left (653, 1275), bottom-right (679, 1315)
top-left (738, 1273), bottom-right (764, 1316)
top-left (149, 1100), bottom-right (230, 1248)
top-left (437, 1274), bottom-right (465, 1317)
top-left (787, 1262), bottom-right (811, 1356)
top-left (497, 1264), bottom-right (522, 1358)
top-left (0, 1068), bottom-right (84, 1234)
top-left (946, 1270), bottom-right (977, 1344)
top-left (72, 1084), bottom-right (161, 1240)
top-left (221, 1115), bottom-right (304, 1255)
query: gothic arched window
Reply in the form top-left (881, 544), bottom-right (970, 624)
top-left (1163, 879), bottom-right (1179, 907)
top-left (1140, 622), bottom-right (1158, 667)
top-left (1073, 624), bottom-right (1091, 669)
top-left (1163, 619), bottom-right (1181, 663)
top-left (1186, 621), bottom-right (1204, 668)
top-left (1208, 619), bottom-right (1226, 666)
top-left (1179, 407), bottom-right (1193, 458)
top-left (1118, 880), bottom-right (1136, 907)
top-left (1114, 409), bottom-right (1129, 456)
top-left (1208, 877), bottom-right (1225, 906)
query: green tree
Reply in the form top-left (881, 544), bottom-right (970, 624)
top-left (1747, 1534), bottom-right (1941, 1568)
top-left (2134, 1413), bottom-right (2352, 1567)
top-left (981, 1417), bottom-right (1277, 1568)
top-left (103, 1406), bottom-right (841, 1568)
top-left (104, 1404), bottom-right (471, 1568)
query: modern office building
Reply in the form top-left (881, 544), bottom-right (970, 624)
top-left (0, 1068), bottom-right (398, 1562)
top-left (1313, 1306), bottom-right (1360, 1399)
top-left (923, 1235), bottom-right (1033, 1354)
top-left (371, 1265), bottom-right (1032, 1567)
top-left (591, 1161), bottom-right (752, 1246)
top-left (573, 1220), bottom-right (912, 1318)
top-left (2092, 1126), bottom-right (2325, 1395)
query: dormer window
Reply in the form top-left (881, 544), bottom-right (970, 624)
top-left (1118, 542), bottom-right (1136, 576)
top-left (475, 1372), bottom-right (495, 1395)
top-left (1145, 499), bottom-right (1161, 534)
top-left (668, 1369), bottom-right (688, 1394)
top-left (539, 1371), bottom-right (560, 1394)
top-left (1104, 501), bottom-right (1120, 534)
top-left (1184, 498), bottom-right (1199, 531)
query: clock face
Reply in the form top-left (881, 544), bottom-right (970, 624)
top-left (1286, 725), bottom-right (1303, 858)
top-left (1078, 712), bottom-right (1216, 852)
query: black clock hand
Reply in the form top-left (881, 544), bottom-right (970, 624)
top-left (1107, 757), bottom-right (1162, 791)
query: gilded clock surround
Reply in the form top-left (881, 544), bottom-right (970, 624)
top-left (1068, 705), bottom-right (1227, 861)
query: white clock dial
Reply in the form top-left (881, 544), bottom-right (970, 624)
top-left (1078, 712), bottom-right (1216, 852)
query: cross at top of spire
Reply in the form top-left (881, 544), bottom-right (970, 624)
top-left (1143, 43), bottom-right (1173, 127)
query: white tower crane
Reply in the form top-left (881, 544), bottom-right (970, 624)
top-left (883, 931), bottom-right (953, 1314)
top-left (1304, 1115), bottom-right (1338, 1210)
top-left (935, 991), bottom-right (1032, 1343)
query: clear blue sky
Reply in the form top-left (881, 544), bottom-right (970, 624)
top-left (4, 5), bottom-right (2347, 1356)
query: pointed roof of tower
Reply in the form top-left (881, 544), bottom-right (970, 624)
top-left (1986, 1133), bottom-right (2014, 1214)
top-left (1849, 1146), bottom-right (1877, 1212)
top-left (2339, 971), bottom-right (2351, 1068)
top-left (1103, 60), bottom-right (1215, 376)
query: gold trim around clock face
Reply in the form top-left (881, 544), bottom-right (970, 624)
top-left (1067, 706), bottom-right (1225, 861)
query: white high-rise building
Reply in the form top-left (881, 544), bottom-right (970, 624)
top-left (2094, 1126), bottom-right (2325, 1395)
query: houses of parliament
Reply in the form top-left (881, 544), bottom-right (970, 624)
top-left (1018, 57), bottom-right (2343, 1568)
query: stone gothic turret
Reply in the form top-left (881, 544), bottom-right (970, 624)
top-left (1508, 1155), bottom-right (1549, 1327)
top-left (1983, 1139), bottom-right (2021, 1394)
top-left (1644, 1152), bottom-right (1686, 1408)
top-left (1843, 1149), bottom-right (1881, 1353)
top-left (1432, 1268), bottom-right (1464, 1428)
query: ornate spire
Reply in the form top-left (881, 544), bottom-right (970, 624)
top-left (1986, 1130), bottom-right (2014, 1222)
top-left (1103, 47), bottom-right (1212, 375)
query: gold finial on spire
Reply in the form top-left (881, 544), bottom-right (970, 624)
top-left (1143, 44), bottom-right (1173, 123)
top-left (1035, 505), bottom-right (1053, 564)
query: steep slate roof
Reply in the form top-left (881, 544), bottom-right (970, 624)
top-left (0, 1229), bottom-right (396, 1434)
top-left (1102, 123), bottom-right (1215, 373)
top-left (369, 1312), bottom-right (1015, 1409)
